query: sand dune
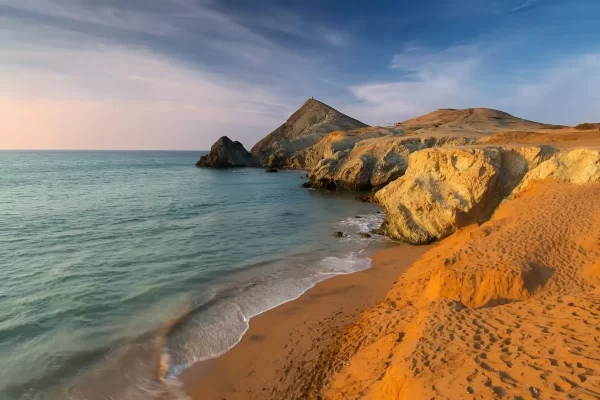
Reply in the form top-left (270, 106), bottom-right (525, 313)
top-left (324, 182), bottom-right (600, 399)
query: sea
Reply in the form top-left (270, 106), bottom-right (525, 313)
top-left (0, 151), bottom-right (388, 400)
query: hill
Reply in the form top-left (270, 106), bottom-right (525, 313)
top-left (397, 107), bottom-right (547, 136)
top-left (251, 98), bottom-right (368, 167)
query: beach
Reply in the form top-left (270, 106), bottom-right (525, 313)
top-left (182, 243), bottom-right (432, 399)
top-left (183, 180), bottom-right (600, 399)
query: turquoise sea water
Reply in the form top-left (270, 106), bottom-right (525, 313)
top-left (0, 151), bottom-right (386, 399)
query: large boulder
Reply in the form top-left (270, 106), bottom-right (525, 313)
top-left (375, 148), bottom-right (502, 244)
top-left (510, 148), bottom-right (600, 197)
top-left (196, 136), bottom-right (259, 168)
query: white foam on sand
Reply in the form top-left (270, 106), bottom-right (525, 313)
top-left (166, 252), bottom-right (373, 377)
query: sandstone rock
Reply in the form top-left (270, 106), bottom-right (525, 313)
top-left (375, 148), bottom-right (502, 244)
top-left (359, 232), bottom-right (372, 238)
top-left (496, 146), bottom-right (556, 198)
top-left (510, 148), bottom-right (600, 197)
top-left (196, 136), bottom-right (259, 168)
top-left (308, 136), bottom-right (476, 191)
top-left (298, 127), bottom-right (400, 170)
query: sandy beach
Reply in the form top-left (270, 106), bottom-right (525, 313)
top-left (181, 243), bottom-right (431, 399)
top-left (182, 180), bottom-right (600, 399)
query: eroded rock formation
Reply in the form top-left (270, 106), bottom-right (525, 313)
top-left (374, 148), bottom-right (503, 244)
top-left (307, 136), bottom-right (475, 191)
top-left (510, 148), bottom-right (600, 197)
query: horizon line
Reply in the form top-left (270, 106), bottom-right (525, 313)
top-left (0, 149), bottom-right (209, 152)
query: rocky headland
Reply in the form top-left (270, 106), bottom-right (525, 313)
top-left (197, 98), bottom-right (600, 245)
top-left (192, 99), bottom-right (600, 399)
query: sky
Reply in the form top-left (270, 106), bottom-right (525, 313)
top-left (1, 0), bottom-right (599, 150)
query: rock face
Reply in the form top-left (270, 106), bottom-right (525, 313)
top-left (251, 99), bottom-right (368, 167)
top-left (375, 148), bottom-right (503, 244)
top-left (496, 146), bottom-right (556, 198)
top-left (510, 148), bottom-right (600, 197)
top-left (196, 136), bottom-right (259, 168)
top-left (307, 136), bottom-right (475, 191)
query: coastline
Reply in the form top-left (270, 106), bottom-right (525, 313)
top-left (181, 242), bottom-right (432, 399)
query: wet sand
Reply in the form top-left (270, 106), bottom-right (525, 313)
top-left (181, 242), bottom-right (431, 400)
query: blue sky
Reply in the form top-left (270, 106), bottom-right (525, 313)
top-left (1, 0), bottom-right (599, 149)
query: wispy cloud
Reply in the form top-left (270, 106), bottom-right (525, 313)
top-left (499, 53), bottom-right (600, 124)
top-left (0, 0), bottom-right (341, 149)
top-left (317, 28), bottom-right (346, 46)
top-left (0, 17), bottom-right (297, 149)
top-left (509, 0), bottom-right (540, 12)
top-left (344, 45), bottom-right (484, 123)
top-left (345, 44), bottom-right (600, 126)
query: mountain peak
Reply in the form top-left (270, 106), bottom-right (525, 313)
top-left (250, 99), bottom-right (368, 166)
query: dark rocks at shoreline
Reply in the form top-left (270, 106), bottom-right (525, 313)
top-left (196, 136), bottom-right (259, 168)
top-left (332, 231), bottom-right (346, 238)
top-left (300, 182), bottom-right (311, 188)
top-left (265, 168), bottom-right (278, 173)
top-left (359, 232), bottom-right (372, 238)
top-left (358, 193), bottom-right (377, 203)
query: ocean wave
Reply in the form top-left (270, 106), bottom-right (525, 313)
top-left (28, 219), bottom-right (380, 400)
top-left (338, 212), bottom-right (385, 233)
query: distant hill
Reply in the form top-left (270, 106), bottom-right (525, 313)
top-left (251, 98), bottom-right (368, 167)
top-left (397, 108), bottom-right (547, 136)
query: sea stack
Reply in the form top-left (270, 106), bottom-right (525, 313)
top-left (196, 136), bottom-right (259, 168)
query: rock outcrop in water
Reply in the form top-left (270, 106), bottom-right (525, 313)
top-left (250, 98), bottom-right (368, 168)
top-left (196, 136), bottom-right (259, 168)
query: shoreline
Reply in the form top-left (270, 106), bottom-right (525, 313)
top-left (180, 242), bottom-right (431, 399)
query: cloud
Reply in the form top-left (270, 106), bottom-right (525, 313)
top-left (317, 28), bottom-right (346, 46)
top-left (0, 0), bottom-right (345, 150)
top-left (345, 45), bottom-right (600, 126)
top-left (509, 0), bottom-right (539, 12)
top-left (0, 0), bottom-right (183, 35)
top-left (500, 53), bottom-right (600, 124)
top-left (345, 46), bottom-right (484, 123)
top-left (0, 19), bottom-right (297, 150)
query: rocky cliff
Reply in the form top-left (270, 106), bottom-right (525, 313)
top-left (250, 98), bottom-right (368, 168)
top-left (196, 100), bottom-right (600, 246)
top-left (299, 107), bottom-right (552, 190)
top-left (196, 136), bottom-right (259, 168)
top-left (307, 136), bottom-right (475, 191)
top-left (375, 147), bottom-right (598, 244)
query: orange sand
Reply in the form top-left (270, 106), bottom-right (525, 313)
top-left (325, 181), bottom-right (600, 399)
top-left (182, 243), bottom-right (431, 400)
